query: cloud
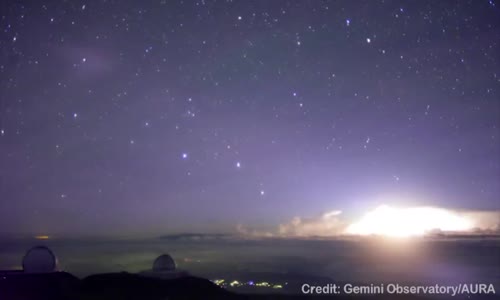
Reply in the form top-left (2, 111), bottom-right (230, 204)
top-left (237, 210), bottom-right (347, 238)
top-left (277, 210), bottom-right (347, 237)
top-left (461, 211), bottom-right (500, 233)
top-left (236, 224), bottom-right (274, 238)
top-left (236, 206), bottom-right (500, 238)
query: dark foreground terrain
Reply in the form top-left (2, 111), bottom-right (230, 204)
top-left (1, 237), bottom-right (499, 299)
top-left (1, 270), bottom-right (498, 300)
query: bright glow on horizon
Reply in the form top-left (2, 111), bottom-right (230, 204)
top-left (345, 205), bottom-right (474, 237)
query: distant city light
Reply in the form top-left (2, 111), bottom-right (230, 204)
top-left (230, 280), bottom-right (240, 287)
top-left (256, 282), bottom-right (270, 287)
top-left (213, 278), bottom-right (285, 289)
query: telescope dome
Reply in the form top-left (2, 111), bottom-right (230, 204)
top-left (152, 254), bottom-right (176, 272)
top-left (22, 246), bottom-right (58, 273)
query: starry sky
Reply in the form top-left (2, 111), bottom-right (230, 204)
top-left (0, 0), bottom-right (498, 236)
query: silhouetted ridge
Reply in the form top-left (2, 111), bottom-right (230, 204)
top-left (0, 271), bottom-right (80, 300)
top-left (81, 272), bottom-right (238, 300)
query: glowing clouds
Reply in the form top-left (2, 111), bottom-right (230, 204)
top-left (345, 205), bottom-right (474, 237)
top-left (237, 204), bottom-right (499, 239)
top-left (277, 210), bottom-right (346, 237)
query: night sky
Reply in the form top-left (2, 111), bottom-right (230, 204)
top-left (0, 0), bottom-right (498, 236)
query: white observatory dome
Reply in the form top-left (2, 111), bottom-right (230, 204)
top-left (22, 246), bottom-right (58, 273)
top-left (152, 254), bottom-right (176, 272)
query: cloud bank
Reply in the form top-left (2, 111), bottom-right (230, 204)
top-left (237, 205), bottom-right (500, 238)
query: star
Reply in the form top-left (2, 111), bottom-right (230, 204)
top-left (182, 153), bottom-right (188, 159)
